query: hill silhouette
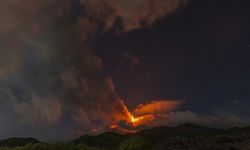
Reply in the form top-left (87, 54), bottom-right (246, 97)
top-left (1, 124), bottom-right (250, 149)
top-left (0, 138), bottom-right (40, 148)
top-left (71, 132), bottom-right (128, 148)
top-left (71, 123), bottom-right (250, 149)
top-left (135, 123), bottom-right (220, 143)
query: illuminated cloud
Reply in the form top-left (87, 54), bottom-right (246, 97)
top-left (133, 100), bottom-right (182, 116)
top-left (81, 0), bottom-right (188, 31)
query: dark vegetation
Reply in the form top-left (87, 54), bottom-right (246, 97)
top-left (1, 124), bottom-right (250, 150)
top-left (0, 138), bottom-right (40, 148)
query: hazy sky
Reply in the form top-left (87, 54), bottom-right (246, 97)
top-left (0, 0), bottom-right (250, 141)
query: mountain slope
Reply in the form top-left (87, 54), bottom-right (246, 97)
top-left (71, 132), bottom-right (128, 148)
top-left (136, 123), bottom-right (220, 143)
top-left (0, 138), bottom-right (40, 148)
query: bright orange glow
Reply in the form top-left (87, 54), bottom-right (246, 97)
top-left (133, 100), bottom-right (182, 116)
top-left (110, 124), bottom-right (118, 129)
top-left (110, 100), bottom-right (182, 132)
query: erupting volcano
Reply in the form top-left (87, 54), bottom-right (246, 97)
top-left (109, 100), bottom-right (182, 133)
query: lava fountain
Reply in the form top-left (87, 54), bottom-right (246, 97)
top-left (110, 100), bottom-right (182, 133)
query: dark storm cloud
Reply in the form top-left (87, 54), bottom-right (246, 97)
top-left (0, 0), bottom-right (190, 140)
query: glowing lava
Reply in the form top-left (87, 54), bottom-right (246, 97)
top-left (131, 115), bottom-right (140, 123)
top-left (110, 100), bottom-right (182, 132)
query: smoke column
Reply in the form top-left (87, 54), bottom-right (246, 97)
top-left (0, 0), bottom-right (188, 140)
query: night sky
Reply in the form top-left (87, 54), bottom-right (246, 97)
top-left (96, 0), bottom-right (250, 115)
top-left (0, 0), bottom-right (250, 141)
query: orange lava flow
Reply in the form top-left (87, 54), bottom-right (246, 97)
top-left (110, 100), bottom-right (182, 132)
top-left (128, 112), bottom-right (155, 127)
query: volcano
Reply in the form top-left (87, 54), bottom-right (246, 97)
top-left (107, 100), bottom-right (182, 133)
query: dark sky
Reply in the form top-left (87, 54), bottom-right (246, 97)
top-left (0, 0), bottom-right (250, 141)
top-left (96, 0), bottom-right (250, 114)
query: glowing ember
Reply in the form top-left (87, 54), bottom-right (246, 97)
top-left (110, 100), bottom-right (182, 132)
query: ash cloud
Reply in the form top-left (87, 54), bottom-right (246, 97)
top-left (81, 0), bottom-right (188, 31)
top-left (5, 90), bottom-right (63, 126)
top-left (0, 0), bottom-right (189, 140)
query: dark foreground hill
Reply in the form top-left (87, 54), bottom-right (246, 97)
top-left (72, 124), bottom-right (250, 150)
top-left (1, 124), bottom-right (250, 150)
top-left (72, 123), bottom-right (220, 148)
top-left (0, 138), bottom-right (40, 148)
top-left (136, 123), bottom-right (220, 142)
top-left (71, 132), bottom-right (128, 148)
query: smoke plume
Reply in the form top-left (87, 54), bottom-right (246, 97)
top-left (81, 0), bottom-right (188, 31)
top-left (0, 0), bottom-right (188, 140)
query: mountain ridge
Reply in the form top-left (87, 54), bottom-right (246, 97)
top-left (71, 123), bottom-right (250, 148)
top-left (0, 137), bottom-right (41, 148)
top-left (1, 123), bottom-right (250, 149)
